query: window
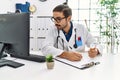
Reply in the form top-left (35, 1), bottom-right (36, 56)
top-left (68, 0), bottom-right (120, 53)
top-left (68, 0), bottom-right (120, 37)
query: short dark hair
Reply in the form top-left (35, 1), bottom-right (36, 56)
top-left (53, 4), bottom-right (72, 18)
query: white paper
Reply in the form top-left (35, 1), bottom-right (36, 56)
top-left (55, 52), bottom-right (101, 68)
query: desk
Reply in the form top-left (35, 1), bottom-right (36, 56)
top-left (0, 51), bottom-right (120, 80)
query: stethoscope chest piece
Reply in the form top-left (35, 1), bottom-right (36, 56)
top-left (73, 43), bottom-right (77, 48)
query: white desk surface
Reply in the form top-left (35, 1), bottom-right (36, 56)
top-left (0, 51), bottom-right (120, 80)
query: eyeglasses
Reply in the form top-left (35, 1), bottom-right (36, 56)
top-left (51, 17), bottom-right (66, 23)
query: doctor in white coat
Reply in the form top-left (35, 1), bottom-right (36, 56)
top-left (42, 4), bottom-right (102, 61)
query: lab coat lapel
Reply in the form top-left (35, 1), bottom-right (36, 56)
top-left (59, 30), bottom-right (67, 43)
top-left (59, 26), bottom-right (76, 49)
top-left (68, 26), bottom-right (76, 48)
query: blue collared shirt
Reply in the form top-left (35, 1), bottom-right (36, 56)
top-left (62, 22), bottom-right (73, 42)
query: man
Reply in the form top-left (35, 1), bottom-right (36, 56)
top-left (41, 4), bottom-right (102, 61)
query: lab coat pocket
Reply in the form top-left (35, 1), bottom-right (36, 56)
top-left (76, 40), bottom-right (82, 47)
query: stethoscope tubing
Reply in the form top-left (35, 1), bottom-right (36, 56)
top-left (56, 28), bottom-right (77, 50)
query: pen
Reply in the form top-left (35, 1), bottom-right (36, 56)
top-left (81, 62), bottom-right (100, 70)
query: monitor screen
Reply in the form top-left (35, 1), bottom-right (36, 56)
top-left (0, 13), bottom-right (30, 57)
top-left (0, 13), bottom-right (45, 63)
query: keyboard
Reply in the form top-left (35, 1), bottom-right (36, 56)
top-left (10, 54), bottom-right (46, 62)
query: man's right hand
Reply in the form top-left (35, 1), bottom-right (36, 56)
top-left (58, 51), bottom-right (82, 61)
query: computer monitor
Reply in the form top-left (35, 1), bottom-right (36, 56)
top-left (0, 13), bottom-right (29, 57)
top-left (0, 13), bottom-right (45, 64)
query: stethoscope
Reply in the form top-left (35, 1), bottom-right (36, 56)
top-left (56, 28), bottom-right (78, 50)
top-left (56, 30), bottom-right (64, 49)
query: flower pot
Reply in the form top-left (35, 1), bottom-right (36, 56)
top-left (46, 61), bottom-right (54, 69)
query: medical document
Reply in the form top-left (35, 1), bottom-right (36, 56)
top-left (55, 52), bottom-right (101, 69)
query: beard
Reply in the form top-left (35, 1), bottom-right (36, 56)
top-left (55, 23), bottom-right (67, 30)
top-left (55, 24), bottom-right (61, 30)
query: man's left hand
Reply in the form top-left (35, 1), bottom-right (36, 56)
top-left (88, 48), bottom-right (99, 58)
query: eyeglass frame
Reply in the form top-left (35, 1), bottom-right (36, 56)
top-left (51, 17), bottom-right (66, 23)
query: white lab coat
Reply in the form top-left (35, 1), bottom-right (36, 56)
top-left (41, 22), bottom-right (102, 57)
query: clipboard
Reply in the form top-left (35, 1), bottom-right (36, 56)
top-left (55, 52), bottom-right (101, 70)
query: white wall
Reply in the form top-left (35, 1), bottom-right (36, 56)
top-left (0, 0), bottom-right (66, 15)
top-left (0, 0), bottom-right (66, 51)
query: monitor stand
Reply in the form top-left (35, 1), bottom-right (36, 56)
top-left (0, 43), bottom-right (24, 68)
top-left (0, 59), bottom-right (24, 68)
top-left (0, 43), bottom-right (8, 58)
top-left (0, 42), bottom-right (5, 59)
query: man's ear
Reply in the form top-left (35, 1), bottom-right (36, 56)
top-left (67, 16), bottom-right (72, 22)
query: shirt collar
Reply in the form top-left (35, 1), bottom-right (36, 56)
top-left (62, 22), bottom-right (73, 41)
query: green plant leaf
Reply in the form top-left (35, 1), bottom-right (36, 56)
top-left (46, 54), bottom-right (54, 62)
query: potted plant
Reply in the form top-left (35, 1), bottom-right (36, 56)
top-left (46, 54), bottom-right (54, 69)
top-left (95, 0), bottom-right (120, 53)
